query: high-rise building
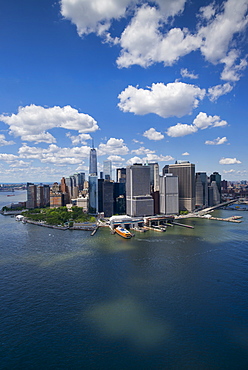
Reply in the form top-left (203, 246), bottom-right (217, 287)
top-left (103, 160), bottom-right (112, 180)
top-left (89, 147), bottom-right (97, 176)
top-left (147, 162), bottom-right (159, 192)
top-left (36, 185), bottom-right (44, 208)
top-left (166, 162), bottom-right (195, 212)
top-left (116, 168), bottom-right (126, 183)
top-left (98, 179), bottom-right (114, 217)
top-left (195, 172), bottom-right (208, 208)
top-left (26, 183), bottom-right (37, 209)
top-left (210, 172), bottom-right (221, 202)
top-left (209, 181), bottom-right (220, 206)
top-left (159, 174), bottom-right (179, 215)
top-left (88, 175), bottom-right (98, 214)
top-left (126, 164), bottom-right (154, 217)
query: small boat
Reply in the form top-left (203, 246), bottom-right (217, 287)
top-left (7, 194), bottom-right (15, 197)
top-left (115, 226), bottom-right (132, 239)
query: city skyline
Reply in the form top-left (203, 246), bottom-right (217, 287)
top-left (0, 0), bottom-right (247, 183)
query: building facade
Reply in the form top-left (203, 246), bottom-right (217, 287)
top-left (126, 164), bottom-right (154, 217)
top-left (167, 162), bottom-right (195, 212)
top-left (159, 174), bottom-right (179, 215)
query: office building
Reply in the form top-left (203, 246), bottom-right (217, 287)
top-left (160, 174), bottom-right (179, 215)
top-left (89, 147), bottom-right (97, 176)
top-left (26, 183), bottom-right (37, 209)
top-left (98, 179), bottom-right (114, 217)
top-left (210, 172), bottom-right (221, 202)
top-left (166, 161), bottom-right (195, 212)
top-left (195, 172), bottom-right (208, 208)
top-left (103, 160), bottom-right (112, 180)
top-left (126, 164), bottom-right (154, 217)
top-left (116, 168), bottom-right (126, 183)
top-left (209, 181), bottom-right (220, 206)
top-left (148, 162), bottom-right (159, 192)
top-left (88, 175), bottom-right (98, 214)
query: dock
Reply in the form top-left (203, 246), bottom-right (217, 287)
top-left (207, 216), bottom-right (242, 223)
top-left (171, 221), bottom-right (194, 229)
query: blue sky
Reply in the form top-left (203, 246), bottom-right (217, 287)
top-left (0, 0), bottom-right (247, 183)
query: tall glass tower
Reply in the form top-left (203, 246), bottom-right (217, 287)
top-left (89, 147), bottom-right (97, 176)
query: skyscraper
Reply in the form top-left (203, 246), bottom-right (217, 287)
top-left (116, 168), bottom-right (126, 183)
top-left (88, 175), bottom-right (98, 214)
top-left (159, 174), bottom-right (179, 215)
top-left (195, 172), bottom-right (208, 208)
top-left (126, 164), bottom-right (154, 217)
top-left (167, 161), bottom-right (195, 212)
top-left (103, 160), bottom-right (112, 180)
top-left (89, 146), bottom-right (97, 176)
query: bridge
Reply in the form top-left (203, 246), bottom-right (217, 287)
top-left (197, 199), bottom-right (238, 215)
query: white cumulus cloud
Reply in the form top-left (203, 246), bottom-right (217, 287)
top-left (66, 132), bottom-right (92, 145)
top-left (143, 128), bottom-right (164, 141)
top-left (118, 82), bottom-right (205, 118)
top-left (131, 147), bottom-right (155, 155)
top-left (199, 0), bottom-right (248, 64)
top-left (167, 112), bottom-right (228, 137)
top-left (180, 68), bottom-right (199, 79)
top-left (167, 123), bottom-right (197, 137)
top-left (98, 138), bottom-right (129, 156)
top-left (18, 143), bottom-right (91, 165)
top-left (219, 157), bottom-right (242, 164)
top-left (0, 134), bottom-right (15, 146)
top-left (208, 82), bottom-right (233, 102)
top-left (117, 5), bottom-right (201, 68)
top-left (60, 0), bottom-right (132, 36)
top-left (193, 112), bottom-right (227, 129)
top-left (205, 137), bottom-right (228, 145)
top-left (0, 105), bottom-right (99, 143)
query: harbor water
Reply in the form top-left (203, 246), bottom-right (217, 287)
top-left (0, 191), bottom-right (248, 369)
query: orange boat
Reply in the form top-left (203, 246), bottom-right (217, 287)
top-left (115, 226), bottom-right (132, 239)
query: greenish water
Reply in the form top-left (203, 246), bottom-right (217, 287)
top-left (1, 192), bottom-right (248, 369)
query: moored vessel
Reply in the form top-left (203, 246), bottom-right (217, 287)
top-left (115, 226), bottom-right (132, 239)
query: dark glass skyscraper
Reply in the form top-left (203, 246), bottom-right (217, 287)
top-left (89, 147), bottom-right (97, 176)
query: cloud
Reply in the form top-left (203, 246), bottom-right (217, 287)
top-left (193, 112), bottom-right (227, 129)
top-left (0, 105), bottom-right (99, 143)
top-left (131, 147), bottom-right (155, 156)
top-left (208, 82), bottom-right (233, 102)
top-left (60, 0), bottom-right (132, 36)
top-left (166, 123), bottom-right (197, 137)
top-left (60, 0), bottom-right (248, 82)
top-left (0, 134), bottom-right (15, 146)
top-left (205, 137), bottom-right (228, 145)
top-left (117, 5), bottom-right (201, 68)
top-left (66, 132), bottom-right (92, 145)
top-left (98, 138), bottom-right (129, 156)
top-left (60, 0), bottom-right (187, 38)
top-left (143, 128), bottom-right (164, 141)
top-left (222, 169), bottom-right (236, 174)
top-left (219, 157), bottom-right (242, 164)
top-left (182, 152), bottom-right (190, 155)
top-left (118, 82), bottom-right (205, 118)
top-left (180, 68), bottom-right (198, 79)
top-left (126, 156), bottom-right (143, 165)
top-left (143, 154), bottom-right (174, 162)
top-left (107, 155), bottom-right (125, 163)
top-left (132, 139), bottom-right (144, 144)
top-left (0, 153), bottom-right (19, 162)
top-left (167, 112), bottom-right (228, 137)
top-left (18, 143), bottom-right (91, 165)
top-left (9, 160), bottom-right (31, 168)
top-left (220, 50), bottom-right (248, 81)
top-left (199, 0), bottom-right (248, 64)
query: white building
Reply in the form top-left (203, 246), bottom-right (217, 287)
top-left (159, 174), bottom-right (179, 215)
